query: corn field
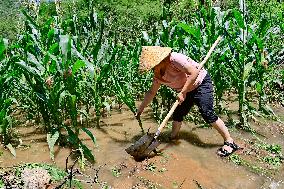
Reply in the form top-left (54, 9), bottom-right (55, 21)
top-left (0, 0), bottom-right (283, 164)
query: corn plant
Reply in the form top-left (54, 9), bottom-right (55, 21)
top-left (219, 1), bottom-right (280, 127)
top-left (141, 1), bottom-right (283, 125)
top-left (2, 0), bottom-right (283, 163)
top-left (15, 0), bottom-right (122, 162)
top-left (0, 37), bottom-right (20, 156)
top-left (172, 1), bottom-right (283, 128)
top-left (111, 74), bottom-right (145, 133)
top-left (110, 45), bottom-right (147, 133)
top-left (9, 3), bottom-right (112, 162)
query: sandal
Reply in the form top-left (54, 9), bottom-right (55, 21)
top-left (217, 141), bottom-right (240, 157)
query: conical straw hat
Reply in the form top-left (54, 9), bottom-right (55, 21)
top-left (139, 46), bottom-right (172, 73)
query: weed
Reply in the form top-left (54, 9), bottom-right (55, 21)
top-left (137, 176), bottom-right (161, 189)
top-left (146, 162), bottom-right (157, 172)
top-left (265, 144), bottom-right (282, 155)
top-left (158, 167), bottom-right (167, 173)
top-left (172, 181), bottom-right (179, 188)
top-left (262, 156), bottom-right (282, 168)
top-left (229, 154), bottom-right (268, 175)
top-left (111, 167), bottom-right (121, 178)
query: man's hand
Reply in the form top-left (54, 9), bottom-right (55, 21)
top-left (177, 92), bottom-right (186, 104)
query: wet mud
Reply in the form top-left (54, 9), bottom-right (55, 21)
top-left (0, 105), bottom-right (283, 188)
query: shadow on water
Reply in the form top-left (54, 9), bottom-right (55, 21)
top-left (121, 129), bottom-right (221, 161)
top-left (95, 122), bottom-right (221, 150)
top-left (156, 130), bottom-right (220, 148)
top-left (96, 127), bottom-right (131, 144)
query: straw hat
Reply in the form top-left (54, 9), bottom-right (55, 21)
top-left (139, 46), bottom-right (172, 73)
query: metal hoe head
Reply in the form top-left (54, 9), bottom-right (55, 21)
top-left (125, 133), bottom-right (160, 160)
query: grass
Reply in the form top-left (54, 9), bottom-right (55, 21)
top-left (228, 138), bottom-right (283, 176)
top-left (0, 0), bottom-right (22, 40)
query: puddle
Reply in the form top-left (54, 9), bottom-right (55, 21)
top-left (0, 106), bottom-right (283, 188)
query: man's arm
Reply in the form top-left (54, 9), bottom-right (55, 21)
top-left (177, 63), bottom-right (199, 103)
top-left (136, 80), bottom-right (161, 116)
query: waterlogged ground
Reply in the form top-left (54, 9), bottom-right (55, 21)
top-left (0, 104), bottom-right (284, 189)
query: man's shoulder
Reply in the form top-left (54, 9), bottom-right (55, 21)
top-left (171, 52), bottom-right (186, 58)
top-left (170, 52), bottom-right (191, 67)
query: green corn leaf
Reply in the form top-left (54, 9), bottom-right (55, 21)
top-left (80, 143), bottom-right (95, 163)
top-left (48, 53), bottom-right (63, 74)
top-left (36, 92), bottom-right (48, 104)
top-left (243, 61), bottom-right (254, 81)
top-left (21, 9), bottom-right (39, 28)
top-left (6, 143), bottom-right (16, 157)
top-left (59, 35), bottom-right (71, 58)
top-left (16, 60), bottom-right (41, 76)
top-left (0, 38), bottom-right (5, 60)
top-left (97, 63), bottom-right (112, 83)
top-left (250, 33), bottom-right (263, 50)
top-left (64, 127), bottom-right (78, 145)
top-left (262, 105), bottom-right (276, 116)
top-left (48, 60), bottom-right (57, 74)
top-left (232, 9), bottom-right (245, 29)
top-left (82, 128), bottom-right (96, 145)
top-left (111, 76), bottom-right (136, 114)
top-left (73, 60), bottom-right (86, 75)
top-left (72, 47), bottom-right (95, 79)
top-left (225, 62), bottom-right (240, 81)
top-left (92, 18), bottom-right (104, 60)
top-left (27, 53), bottom-right (45, 74)
top-left (255, 82), bottom-right (262, 94)
top-left (257, 18), bottom-right (270, 38)
top-left (59, 91), bottom-right (71, 106)
top-left (47, 131), bottom-right (59, 161)
top-left (71, 95), bottom-right (76, 106)
top-left (97, 48), bottom-right (117, 82)
top-left (47, 28), bottom-right (55, 40)
top-left (49, 43), bottom-right (59, 54)
top-left (177, 23), bottom-right (201, 40)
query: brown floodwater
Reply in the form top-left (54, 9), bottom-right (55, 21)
top-left (0, 105), bottom-right (284, 189)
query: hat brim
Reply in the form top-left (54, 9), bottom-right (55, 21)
top-left (139, 46), bottom-right (172, 73)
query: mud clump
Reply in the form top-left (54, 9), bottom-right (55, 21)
top-left (21, 168), bottom-right (51, 189)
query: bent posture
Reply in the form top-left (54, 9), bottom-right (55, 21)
top-left (136, 46), bottom-right (240, 157)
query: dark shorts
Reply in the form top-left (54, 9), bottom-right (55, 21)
top-left (172, 74), bottom-right (218, 123)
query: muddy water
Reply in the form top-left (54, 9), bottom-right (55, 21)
top-left (0, 106), bottom-right (284, 188)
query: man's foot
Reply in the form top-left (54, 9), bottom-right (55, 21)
top-left (217, 141), bottom-right (240, 157)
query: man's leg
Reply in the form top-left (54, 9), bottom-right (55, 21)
top-left (210, 117), bottom-right (235, 153)
top-left (171, 91), bottom-right (194, 140)
top-left (171, 121), bottom-right (182, 139)
top-left (211, 117), bottom-right (233, 142)
top-left (195, 74), bottom-right (239, 155)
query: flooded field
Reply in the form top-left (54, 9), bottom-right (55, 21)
top-left (1, 104), bottom-right (283, 189)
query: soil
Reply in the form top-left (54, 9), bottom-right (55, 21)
top-left (0, 104), bottom-right (284, 189)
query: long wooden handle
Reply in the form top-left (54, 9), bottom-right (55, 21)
top-left (154, 100), bottom-right (180, 139)
top-left (198, 36), bottom-right (222, 71)
top-left (154, 36), bottom-right (222, 139)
